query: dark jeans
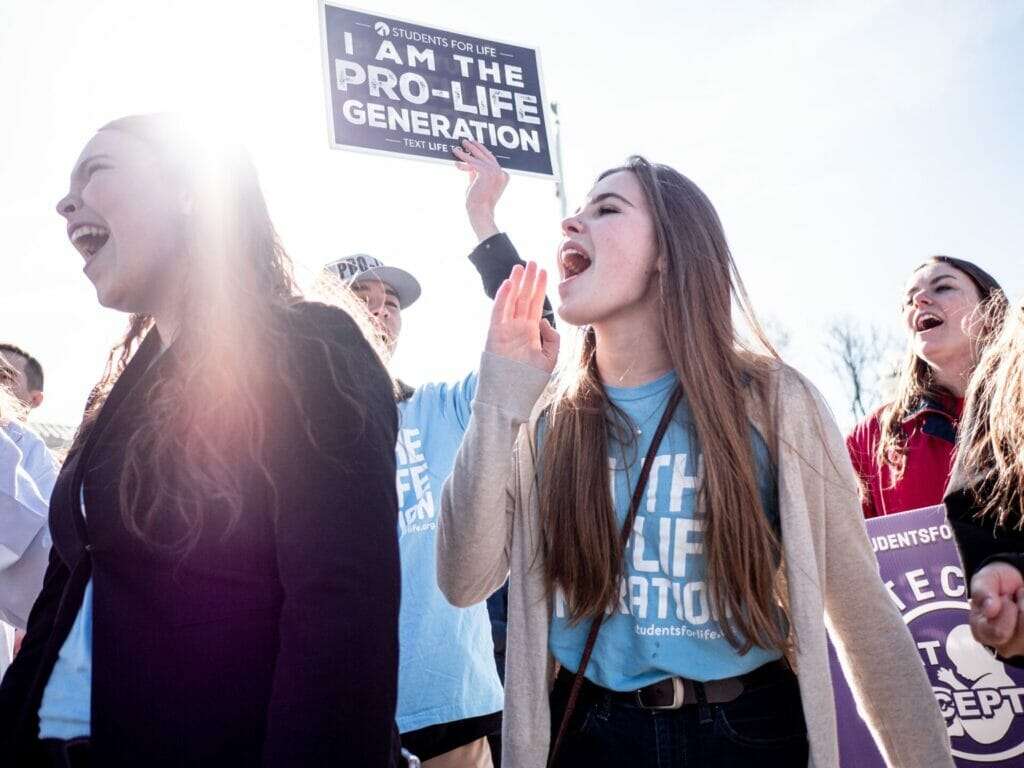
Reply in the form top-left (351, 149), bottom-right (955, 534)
top-left (549, 665), bottom-right (808, 768)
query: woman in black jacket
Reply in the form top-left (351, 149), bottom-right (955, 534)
top-left (946, 296), bottom-right (1024, 662)
top-left (0, 114), bottom-right (401, 766)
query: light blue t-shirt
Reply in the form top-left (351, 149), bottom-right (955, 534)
top-left (395, 372), bottom-right (503, 733)
top-left (38, 579), bottom-right (93, 739)
top-left (549, 371), bottom-right (782, 690)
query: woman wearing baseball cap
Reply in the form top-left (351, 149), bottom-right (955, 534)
top-left (318, 142), bottom-right (548, 768)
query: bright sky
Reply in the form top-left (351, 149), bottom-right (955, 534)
top-left (2, 1), bottom-right (1021, 430)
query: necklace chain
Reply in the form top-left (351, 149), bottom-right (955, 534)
top-left (627, 387), bottom-right (674, 436)
top-left (617, 390), bottom-right (673, 500)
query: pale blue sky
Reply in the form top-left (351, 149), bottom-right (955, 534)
top-left (1, 0), bottom-right (1021, 428)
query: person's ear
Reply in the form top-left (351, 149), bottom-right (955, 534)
top-left (28, 390), bottom-right (44, 409)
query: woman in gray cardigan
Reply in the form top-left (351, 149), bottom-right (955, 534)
top-left (437, 157), bottom-right (952, 767)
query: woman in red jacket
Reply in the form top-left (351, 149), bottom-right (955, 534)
top-left (847, 256), bottom-right (1003, 518)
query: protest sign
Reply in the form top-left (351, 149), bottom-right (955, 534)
top-left (830, 505), bottom-right (1024, 765)
top-left (319, 2), bottom-right (555, 177)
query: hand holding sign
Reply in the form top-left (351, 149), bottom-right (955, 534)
top-left (970, 561), bottom-right (1024, 658)
top-left (455, 139), bottom-right (509, 241)
top-left (487, 262), bottom-right (558, 374)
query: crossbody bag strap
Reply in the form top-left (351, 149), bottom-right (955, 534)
top-left (548, 385), bottom-right (683, 767)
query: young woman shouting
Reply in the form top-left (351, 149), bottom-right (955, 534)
top-left (437, 157), bottom-right (952, 767)
top-left (0, 115), bottom-right (401, 767)
top-left (847, 257), bottom-right (1004, 518)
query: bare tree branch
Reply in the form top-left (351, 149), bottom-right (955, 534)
top-left (825, 317), bottom-right (899, 421)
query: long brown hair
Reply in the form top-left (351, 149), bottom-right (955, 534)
top-left (876, 256), bottom-right (1004, 480)
top-left (959, 295), bottom-right (1024, 527)
top-left (539, 157), bottom-right (788, 654)
top-left (70, 114), bottom-right (364, 554)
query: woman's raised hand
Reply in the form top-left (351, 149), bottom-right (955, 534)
top-left (486, 262), bottom-right (559, 374)
top-left (454, 139), bottom-right (508, 241)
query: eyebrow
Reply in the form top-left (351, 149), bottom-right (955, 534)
top-left (905, 273), bottom-right (959, 299)
top-left (72, 153), bottom-right (113, 177)
top-left (353, 282), bottom-right (400, 300)
top-left (591, 192), bottom-right (635, 208)
top-left (572, 192), bottom-right (635, 216)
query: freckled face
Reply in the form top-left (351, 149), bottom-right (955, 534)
top-left (56, 128), bottom-right (187, 315)
top-left (555, 170), bottom-right (659, 327)
top-left (902, 263), bottom-right (984, 370)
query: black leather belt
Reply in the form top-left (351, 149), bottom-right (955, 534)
top-left (557, 658), bottom-right (791, 710)
top-left (41, 737), bottom-right (92, 768)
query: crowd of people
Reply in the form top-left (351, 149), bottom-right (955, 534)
top-left (0, 112), bottom-right (1020, 767)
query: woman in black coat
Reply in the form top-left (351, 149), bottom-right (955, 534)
top-left (946, 296), bottom-right (1024, 663)
top-left (0, 114), bottom-right (401, 767)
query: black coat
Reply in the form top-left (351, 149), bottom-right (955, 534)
top-left (946, 480), bottom-right (1024, 668)
top-left (0, 302), bottom-right (401, 766)
top-left (946, 483), bottom-right (1024, 584)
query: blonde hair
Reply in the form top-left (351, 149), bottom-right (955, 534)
top-left (959, 295), bottom-right (1024, 527)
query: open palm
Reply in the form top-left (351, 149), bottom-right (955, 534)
top-left (486, 262), bottom-right (559, 373)
top-left (454, 139), bottom-right (509, 216)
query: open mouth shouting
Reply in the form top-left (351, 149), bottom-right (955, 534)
top-left (69, 223), bottom-right (110, 265)
top-left (914, 312), bottom-right (944, 333)
top-left (559, 242), bottom-right (593, 283)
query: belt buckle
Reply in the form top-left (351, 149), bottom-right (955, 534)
top-left (637, 677), bottom-right (686, 710)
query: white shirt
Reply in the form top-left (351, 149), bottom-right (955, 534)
top-left (0, 421), bottom-right (57, 675)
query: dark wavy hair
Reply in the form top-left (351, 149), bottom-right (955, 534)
top-left (875, 256), bottom-right (1004, 481)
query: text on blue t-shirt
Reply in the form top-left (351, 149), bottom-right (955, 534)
top-left (548, 370), bottom-right (782, 690)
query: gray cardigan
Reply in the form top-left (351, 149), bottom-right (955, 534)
top-left (437, 352), bottom-right (953, 768)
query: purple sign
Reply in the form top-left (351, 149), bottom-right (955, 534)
top-left (830, 505), bottom-right (1024, 765)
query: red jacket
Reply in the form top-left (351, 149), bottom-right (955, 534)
top-left (846, 395), bottom-right (962, 519)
